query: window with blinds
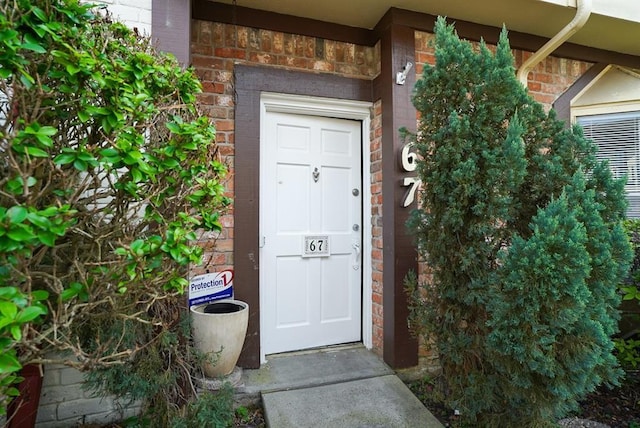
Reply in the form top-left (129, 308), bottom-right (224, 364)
top-left (577, 111), bottom-right (640, 218)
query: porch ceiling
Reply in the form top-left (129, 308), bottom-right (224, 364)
top-left (213, 0), bottom-right (640, 57)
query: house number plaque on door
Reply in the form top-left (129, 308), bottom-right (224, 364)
top-left (302, 235), bottom-right (330, 257)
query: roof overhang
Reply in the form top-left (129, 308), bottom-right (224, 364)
top-left (209, 0), bottom-right (640, 57)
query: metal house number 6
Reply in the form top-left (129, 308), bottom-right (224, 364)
top-left (313, 167), bottom-right (320, 183)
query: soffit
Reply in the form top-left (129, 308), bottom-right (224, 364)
top-left (212, 0), bottom-right (640, 56)
top-left (573, 66), bottom-right (640, 107)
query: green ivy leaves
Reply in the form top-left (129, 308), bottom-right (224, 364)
top-left (0, 287), bottom-right (48, 411)
top-left (1, 0), bottom-right (229, 418)
top-left (11, 123), bottom-right (57, 158)
top-left (0, 205), bottom-right (76, 251)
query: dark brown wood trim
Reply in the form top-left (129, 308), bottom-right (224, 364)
top-left (192, 0), bottom-right (376, 46)
top-left (378, 23), bottom-right (419, 369)
top-left (388, 8), bottom-right (640, 69)
top-left (234, 65), bottom-right (373, 368)
top-left (193, 2), bottom-right (640, 69)
top-left (152, 0), bottom-right (191, 65)
top-left (553, 63), bottom-right (608, 125)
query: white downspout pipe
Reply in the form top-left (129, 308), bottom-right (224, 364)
top-left (517, 0), bottom-right (593, 86)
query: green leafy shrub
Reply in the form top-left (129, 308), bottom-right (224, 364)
top-left (407, 18), bottom-right (632, 426)
top-left (0, 0), bottom-right (229, 421)
top-left (614, 219), bottom-right (640, 369)
top-left (170, 386), bottom-right (234, 428)
top-left (620, 219), bottom-right (640, 305)
top-left (614, 337), bottom-right (640, 369)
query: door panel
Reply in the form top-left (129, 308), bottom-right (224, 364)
top-left (321, 167), bottom-right (351, 231)
top-left (276, 164), bottom-right (309, 232)
top-left (275, 257), bottom-right (309, 327)
top-left (320, 254), bottom-right (352, 321)
top-left (261, 111), bottom-right (362, 355)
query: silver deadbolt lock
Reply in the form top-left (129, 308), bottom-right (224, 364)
top-left (352, 188), bottom-right (359, 196)
top-left (353, 224), bottom-right (360, 231)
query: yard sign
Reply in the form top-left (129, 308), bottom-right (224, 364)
top-left (188, 269), bottom-right (234, 307)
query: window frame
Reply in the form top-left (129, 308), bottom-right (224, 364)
top-left (573, 102), bottom-right (640, 218)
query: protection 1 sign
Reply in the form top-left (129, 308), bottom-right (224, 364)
top-left (188, 270), bottom-right (234, 307)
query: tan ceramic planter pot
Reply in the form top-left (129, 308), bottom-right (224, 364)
top-left (190, 300), bottom-right (249, 377)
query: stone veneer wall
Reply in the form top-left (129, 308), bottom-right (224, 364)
top-left (35, 361), bottom-right (139, 427)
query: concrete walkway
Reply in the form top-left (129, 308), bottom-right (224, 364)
top-left (236, 345), bottom-right (443, 428)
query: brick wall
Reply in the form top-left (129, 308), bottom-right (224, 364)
top-left (189, 22), bottom-right (380, 273)
top-left (190, 19), bottom-right (383, 355)
top-left (370, 100), bottom-right (384, 353)
top-left (414, 31), bottom-right (593, 110)
top-left (191, 19), bottom-right (382, 350)
top-left (189, 21), bottom-right (595, 362)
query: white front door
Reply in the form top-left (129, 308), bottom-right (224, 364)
top-left (261, 110), bottom-right (362, 355)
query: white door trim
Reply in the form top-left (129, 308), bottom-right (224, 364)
top-left (259, 92), bottom-right (373, 363)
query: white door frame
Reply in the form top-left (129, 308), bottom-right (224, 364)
top-left (259, 92), bottom-right (373, 363)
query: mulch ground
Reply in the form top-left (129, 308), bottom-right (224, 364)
top-left (234, 402), bottom-right (265, 427)
top-left (575, 370), bottom-right (640, 428)
top-left (407, 370), bottom-right (640, 428)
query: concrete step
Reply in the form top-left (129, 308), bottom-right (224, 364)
top-left (262, 374), bottom-right (444, 428)
top-left (235, 345), bottom-right (443, 428)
